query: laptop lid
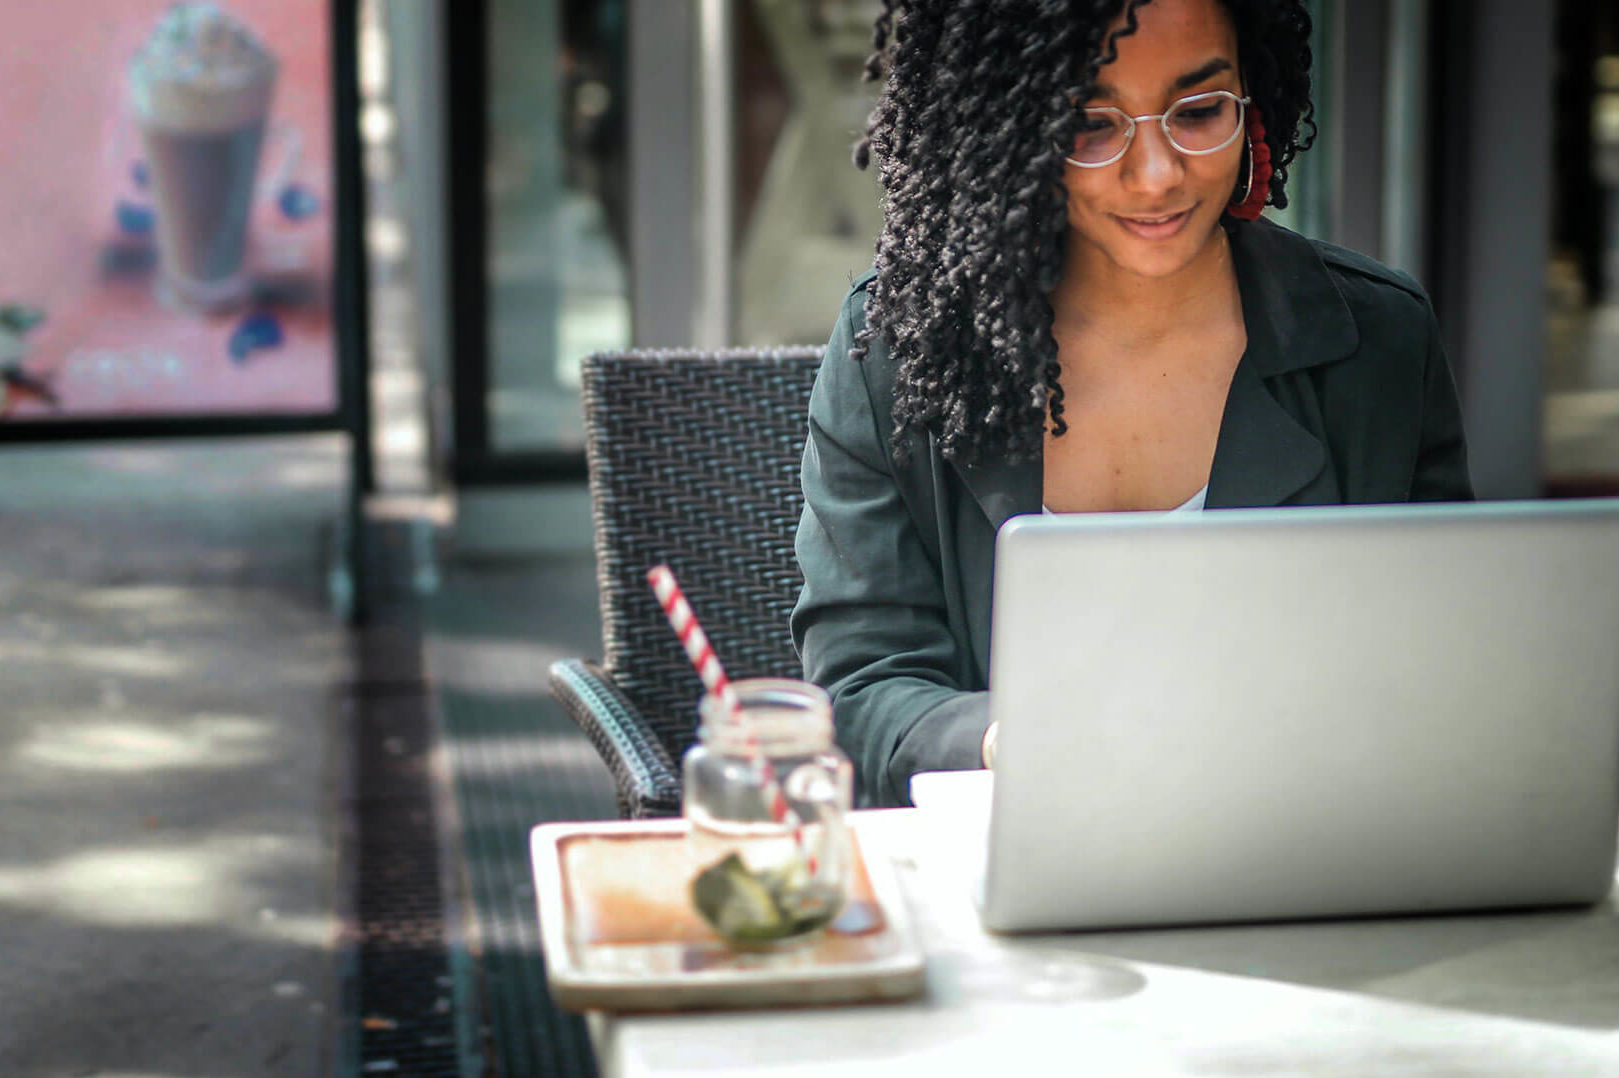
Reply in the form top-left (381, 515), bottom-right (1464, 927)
top-left (982, 500), bottom-right (1619, 933)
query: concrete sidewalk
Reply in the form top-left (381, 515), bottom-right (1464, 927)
top-left (0, 436), bottom-right (351, 1078)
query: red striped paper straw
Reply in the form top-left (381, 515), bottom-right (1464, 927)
top-left (647, 564), bottom-right (796, 829)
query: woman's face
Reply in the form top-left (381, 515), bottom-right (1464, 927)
top-left (1062, 0), bottom-right (1245, 281)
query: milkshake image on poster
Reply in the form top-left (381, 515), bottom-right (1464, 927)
top-left (129, 2), bottom-right (277, 311)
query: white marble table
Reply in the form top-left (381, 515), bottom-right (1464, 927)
top-left (586, 809), bottom-right (1619, 1076)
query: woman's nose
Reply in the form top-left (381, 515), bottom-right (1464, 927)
top-left (1119, 121), bottom-right (1182, 195)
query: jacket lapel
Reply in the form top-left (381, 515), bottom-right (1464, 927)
top-left (952, 436), bottom-right (1042, 533)
top-left (1208, 218), bottom-right (1358, 508)
top-left (1205, 358), bottom-right (1326, 507)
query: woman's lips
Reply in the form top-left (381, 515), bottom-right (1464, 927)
top-left (1115, 209), bottom-right (1193, 240)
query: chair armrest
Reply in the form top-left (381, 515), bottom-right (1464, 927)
top-left (548, 658), bottom-right (682, 818)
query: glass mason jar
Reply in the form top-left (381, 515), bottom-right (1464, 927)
top-left (683, 678), bottom-right (854, 945)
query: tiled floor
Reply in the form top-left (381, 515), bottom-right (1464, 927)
top-left (0, 435), bottom-right (352, 1077)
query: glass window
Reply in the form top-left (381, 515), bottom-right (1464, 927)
top-left (732, 0), bottom-right (882, 346)
top-left (486, 0), bottom-right (630, 452)
top-left (1544, 1), bottom-right (1619, 488)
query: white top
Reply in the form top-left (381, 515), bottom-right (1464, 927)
top-left (1043, 483), bottom-right (1208, 516)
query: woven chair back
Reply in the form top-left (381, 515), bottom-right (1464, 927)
top-left (580, 347), bottom-right (825, 762)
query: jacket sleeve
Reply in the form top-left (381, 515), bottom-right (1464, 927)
top-left (791, 295), bottom-right (990, 807)
top-left (1409, 302), bottom-right (1474, 501)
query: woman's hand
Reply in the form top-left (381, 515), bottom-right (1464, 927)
top-left (981, 721), bottom-right (999, 769)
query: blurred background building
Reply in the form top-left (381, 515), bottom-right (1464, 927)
top-left (388, 0), bottom-right (1619, 511)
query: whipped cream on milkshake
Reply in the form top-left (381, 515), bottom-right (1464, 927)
top-left (130, 3), bottom-right (278, 310)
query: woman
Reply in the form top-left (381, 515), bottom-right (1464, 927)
top-left (792, 0), bottom-right (1473, 807)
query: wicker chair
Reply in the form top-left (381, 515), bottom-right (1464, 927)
top-left (549, 347), bottom-right (825, 818)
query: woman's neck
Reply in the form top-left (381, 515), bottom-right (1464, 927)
top-left (1049, 225), bottom-right (1240, 355)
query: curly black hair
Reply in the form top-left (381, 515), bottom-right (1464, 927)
top-left (852, 0), bottom-right (1316, 465)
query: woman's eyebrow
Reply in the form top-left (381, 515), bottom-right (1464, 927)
top-left (1171, 57), bottom-right (1234, 91)
top-left (1089, 58), bottom-right (1235, 101)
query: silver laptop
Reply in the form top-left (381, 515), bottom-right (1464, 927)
top-left (951, 500), bottom-right (1619, 933)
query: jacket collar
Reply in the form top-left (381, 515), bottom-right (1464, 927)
top-left (955, 218), bottom-right (1359, 527)
top-left (1227, 217), bottom-right (1359, 377)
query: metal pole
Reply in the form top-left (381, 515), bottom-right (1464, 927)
top-left (1454, 0), bottom-right (1551, 497)
top-left (1329, 0), bottom-right (1388, 258)
top-left (629, 0), bottom-right (699, 347)
top-left (695, 0), bottom-right (735, 349)
top-left (1382, 0), bottom-right (1430, 282)
top-left (336, 0), bottom-right (373, 623)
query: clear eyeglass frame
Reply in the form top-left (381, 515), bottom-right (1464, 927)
top-left (1065, 89), bottom-right (1251, 169)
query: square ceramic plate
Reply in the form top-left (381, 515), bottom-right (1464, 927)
top-left (530, 817), bottom-right (926, 1012)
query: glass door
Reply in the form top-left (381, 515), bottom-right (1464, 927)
top-left (448, 0), bottom-right (630, 483)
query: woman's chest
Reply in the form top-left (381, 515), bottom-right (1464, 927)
top-left (1043, 340), bottom-right (1243, 512)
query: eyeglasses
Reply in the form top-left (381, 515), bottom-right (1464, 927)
top-left (1066, 90), bottom-right (1250, 169)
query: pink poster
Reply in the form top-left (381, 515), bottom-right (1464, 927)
top-left (0, 0), bottom-right (338, 422)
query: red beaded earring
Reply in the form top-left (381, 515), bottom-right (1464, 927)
top-left (1226, 107), bottom-right (1272, 221)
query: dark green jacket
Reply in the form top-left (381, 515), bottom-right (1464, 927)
top-left (791, 218), bottom-right (1474, 807)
